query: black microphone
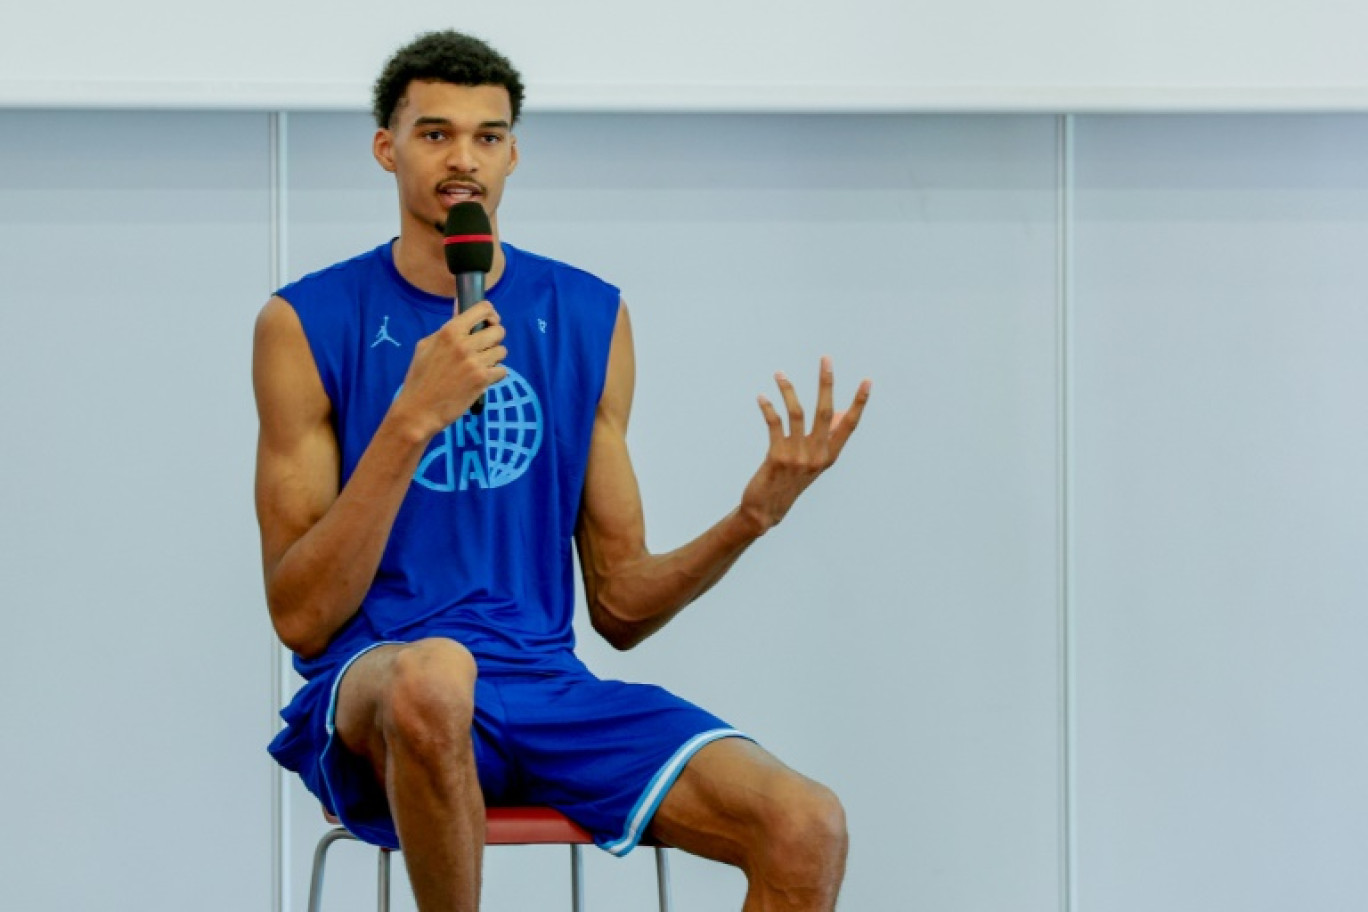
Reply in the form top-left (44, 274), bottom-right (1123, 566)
top-left (443, 201), bottom-right (495, 415)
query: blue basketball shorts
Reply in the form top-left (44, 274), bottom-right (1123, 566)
top-left (308, 643), bottom-right (750, 855)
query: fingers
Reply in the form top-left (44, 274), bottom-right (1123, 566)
top-left (454, 300), bottom-right (500, 332)
top-left (814, 356), bottom-right (835, 442)
top-left (428, 303), bottom-right (507, 382)
top-left (828, 378), bottom-right (873, 454)
top-left (470, 322), bottom-right (506, 353)
top-left (774, 371), bottom-right (805, 435)
top-left (762, 357), bottom-right (837, 439)
top-left (448, 303), bottom-right (504, 350)
top-left (757, 394), bottom-right (784, 446)
top-left (482, 344), bottom-right (509, 369)
top-left (759, 357), bottom-right (871, 450)
top-left (484, 361), bottom-right (510, 389)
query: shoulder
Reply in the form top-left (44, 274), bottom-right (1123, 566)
top-left (503, 243), bottom-right (619, 301)
top-left (272, 243), bottom-right (399, 363)
top-left (254, 294), bottom-right (300, 341)
top-left (502, 244), bottom-right (621, 358)
top-left (253, 296), bottom-right (328, 419)
top-left (277, 243), bottom-right (393, 314)
top-left (253, 295), bottom-right (317, 375)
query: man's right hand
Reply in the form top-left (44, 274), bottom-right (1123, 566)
top-left (392, 301), bottom-right (507, 441)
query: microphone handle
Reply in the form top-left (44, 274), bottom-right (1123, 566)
top-left (454, 271), bottom-right (488, 415)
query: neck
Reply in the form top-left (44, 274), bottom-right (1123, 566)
top-left (392, 217), bottom-right (506, 298)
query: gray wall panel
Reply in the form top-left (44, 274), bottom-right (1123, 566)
top-left (1072, 114), bottom-right (1368, 912)
top-left (0, 111), bottom-right (274, 911)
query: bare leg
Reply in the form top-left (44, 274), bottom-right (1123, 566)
top-left (334, 639), bottom-right (485, 912)
top-left (648, 739), bottom-right (848, 911)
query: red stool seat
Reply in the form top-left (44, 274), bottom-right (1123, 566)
top-left (485, 806), bottom-right (593, 844)
top-left (486, 806), bottom-right (665, 847)
top-left (324, 805), bottom-right (663, 846)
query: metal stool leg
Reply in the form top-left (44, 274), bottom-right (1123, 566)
top-left (654, 847), bottom-right (673, 912)
top-left (570, 843), bottom-right (585, 912)
top-left (307, 826), bottom-right (393, 912)
top-left (378, 848), bottom-right (392, 912)
top-left (307, 828), bottom-right (359, 912)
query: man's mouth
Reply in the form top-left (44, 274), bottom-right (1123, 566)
top-left (440, 183), bottom-right (483, 206)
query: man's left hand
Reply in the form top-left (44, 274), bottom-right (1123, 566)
top-left (738, 356), bottom-right (873, 535)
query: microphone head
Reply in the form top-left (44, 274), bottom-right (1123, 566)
top-left (443, 201), bottom-right (495, 275)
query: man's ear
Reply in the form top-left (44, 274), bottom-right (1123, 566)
top-left (373, 129), bottom-right (396, 173)
top-left (507, 134), bottom-right (519, 175)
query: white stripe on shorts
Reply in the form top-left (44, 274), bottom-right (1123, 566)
top-left (600, 727), bottom-right (749, 857)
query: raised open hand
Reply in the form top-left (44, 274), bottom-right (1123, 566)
top-left (739, 356), bottom-right (873, 534)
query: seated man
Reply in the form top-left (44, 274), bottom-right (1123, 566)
top-left (254, 29), bottom-right (872, 912)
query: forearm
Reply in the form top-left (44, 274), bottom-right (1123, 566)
top-left (255, 295), bottom-right (507, 658)
top-left (587, 506), bottom-right (767, 649)
top-left (265, 409), bottom-right (430, 658)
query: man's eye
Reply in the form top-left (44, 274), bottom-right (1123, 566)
top-left (423, 131), bottom-right (447, 142)
top-left (479, 134), bottom-right (503, 144)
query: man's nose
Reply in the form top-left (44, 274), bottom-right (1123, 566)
top-left (445, 137), bottom-right (478, 172)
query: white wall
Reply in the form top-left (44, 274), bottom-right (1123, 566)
top-left (0, 109), bottom-right (1364, 912)
top-left (4, 0), bottom-right (1368, 109)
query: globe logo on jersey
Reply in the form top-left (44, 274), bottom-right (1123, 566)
top-left (413, 367), bottom-right (543, 493)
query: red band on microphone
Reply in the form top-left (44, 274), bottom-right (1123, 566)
top-left (443, 234), bottom-right (495, 245)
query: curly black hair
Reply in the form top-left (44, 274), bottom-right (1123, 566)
top-left (372, 30), bottom-right (525, 128)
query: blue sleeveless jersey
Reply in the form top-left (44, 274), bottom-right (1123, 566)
top-left (278, 241), bottom-right (619, 678)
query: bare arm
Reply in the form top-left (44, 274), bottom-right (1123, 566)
top-left (575, 302), bottom-right (873, 650)
top-left (252, 295), bottom-right (506, 659)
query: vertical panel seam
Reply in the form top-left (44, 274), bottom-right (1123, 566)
top-left (269, 109), bottom-right (292, 912)
top-left (1056, 111), bottom-right (1078, 912)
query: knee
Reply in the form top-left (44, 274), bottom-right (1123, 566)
top-left (381, 639), bottom-right (478, 753)
top-left (757, 777), bottom-right (848, 877)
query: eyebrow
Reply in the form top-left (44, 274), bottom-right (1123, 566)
top-left (412, 116), bottom-right (511, 130)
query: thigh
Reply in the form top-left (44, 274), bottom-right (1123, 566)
top-left (506, 673), bottom-right (741, 854)
top-left (333, 638), bottom-right (484, 784)
top-left (332, 641), bottom-right (408, 780)
top-left (647, 737), bottom-right (827, 866)
top-left (321, 639), bottom-right (505, 849)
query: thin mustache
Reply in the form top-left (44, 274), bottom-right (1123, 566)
top-left (438, 179), bottom-right (486, 195)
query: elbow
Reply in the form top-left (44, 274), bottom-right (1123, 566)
top-left (588, 600), bottom-right (648, 651)
top-left (270, 610), bottom-right (327, 661)
top-left (602, 629), bottom-right (644, 652)
top-left (265, 583), bottom-right (332, 661)
top-left (279, 630), bottom-right (327, 662)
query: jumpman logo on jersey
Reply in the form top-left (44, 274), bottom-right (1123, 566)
top-left (371, 315), bottom-right (400, 348)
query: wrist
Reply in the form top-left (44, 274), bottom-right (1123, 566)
top-left (734, 502), bottom-right (773, 540)
top-left (380, 399), bottom-right (440, 449)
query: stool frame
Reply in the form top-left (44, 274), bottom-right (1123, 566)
top-left (306, 807), bottom-right (673, 912)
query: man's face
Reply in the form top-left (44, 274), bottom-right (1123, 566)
top-left (373, 80), bottom-right (519, 237)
